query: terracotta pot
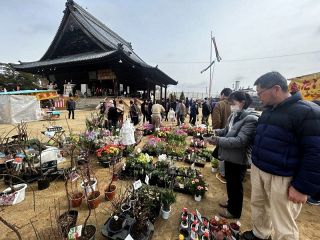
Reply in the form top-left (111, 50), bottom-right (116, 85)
top-left (87, 191), bottom-right (100, 209)
top-left (105, 184), bottom-right (117, 201)
top-left (69, 192), bottom-right (83, 208)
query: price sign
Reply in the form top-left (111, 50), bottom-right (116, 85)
top-left (124, 234), bottom-right (134, 240)
top-left (196, 209), bottom-right (203, 223)
top-left (145, 175), bottom-right (150, 185)
top-left (133, 180), bottom-right (142, 190)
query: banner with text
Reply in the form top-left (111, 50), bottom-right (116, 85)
top-left (289, 73), bottom-right (320, 100)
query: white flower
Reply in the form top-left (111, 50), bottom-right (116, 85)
top-left (137, 148), bottom-right (141, 153)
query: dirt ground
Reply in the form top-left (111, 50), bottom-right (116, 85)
top-left (0, 109), bottom-right (319, 240)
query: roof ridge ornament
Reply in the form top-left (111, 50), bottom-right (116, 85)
top-left (117, 43), bottom-right (124, 51)
top-left (66, 0), bottom-right (74, 8)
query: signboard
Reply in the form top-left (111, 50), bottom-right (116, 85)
top-left (35, 91), bottom-right (59, 100)
top-left (289, 73), bottom-right (320, 100)
top-left (97, 69), bottom-right (116, 80)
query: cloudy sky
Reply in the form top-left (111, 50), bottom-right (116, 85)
top-left (1, 0), bottom-right (320, 96)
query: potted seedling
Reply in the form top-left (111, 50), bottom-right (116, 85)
top-left (211, 158), bottom-right (219, 173)
top-left (160, 188), bottom-right (176, 220)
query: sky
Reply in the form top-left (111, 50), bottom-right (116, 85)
top-left (1, 0), bottom-right (320, 96)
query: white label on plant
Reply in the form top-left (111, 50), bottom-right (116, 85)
top-left (122, 163), bottom-right (126, 171)
top-left (69, 172), bottom-right (80, 182)
top-left (133, 180), bottom-right (142, 190)
top-left (68, 225), bottom-right (82, 239)
top-left (196, 209), bottom-right (203, 223)
top-left (145, 175), bottom-right (150, 185)
top-left (124, 234), bottom-right (134, 240)
top-left (191, 163), bottom-right (195, 170)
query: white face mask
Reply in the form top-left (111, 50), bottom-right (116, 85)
top-left (230, 105), bottom-right (241, 112)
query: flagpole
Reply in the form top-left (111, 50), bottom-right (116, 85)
top-left (209, 31), bottom-right (213, 97)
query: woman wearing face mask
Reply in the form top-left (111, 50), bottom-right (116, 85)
top-left (209, 91), bottom-right (259, 219)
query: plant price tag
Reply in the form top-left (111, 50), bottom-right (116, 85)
top-left (68, 225), bottom-right (82, 239)
top-left (196, 209), bottom-right (203, 223)
top-left (133, 179), bottom-right (142, 190)
top-left (124, 234), bottom-right (134, 240)
top-left (69, 171), bottom-right (80, 182)
top-left (145, 175), bottom-right (150, 185)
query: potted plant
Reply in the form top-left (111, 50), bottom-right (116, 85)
top-left (189, 176), bottom-right (208, 202)
top-left (229, 221), bottom-right (241, 237)
top-left (211, 158), bottom-right (219, 173)
top-left (66, 173), bottom-right (83, 209)
top-left (105, 164), bottom-right (118, 201)
top-left (0, 183), bottom-right (28, 205)
top-left (160, 189), bottom-right (176, 220)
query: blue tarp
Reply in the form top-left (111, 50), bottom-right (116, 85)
top-left (0, 90), bottom-right (53, 95)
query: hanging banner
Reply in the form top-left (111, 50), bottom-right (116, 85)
top-left (35, 91), bottom-right (59, 100)
top-left (289, 73), bottom-right (320, 100)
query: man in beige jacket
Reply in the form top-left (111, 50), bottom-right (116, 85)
top-left (211, 88), bottom-right (232, 183)
top-left (151, 100), bottom-right (165, 129)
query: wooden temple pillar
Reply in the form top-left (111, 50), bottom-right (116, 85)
top-left (164, 85), bottom-right (167, 101)
top-left (160, 86), bottom-right (163, 100)
top-left (153, 85), bottom-right (156, 103)
top-left (147, 81), bottom-right (150, 100)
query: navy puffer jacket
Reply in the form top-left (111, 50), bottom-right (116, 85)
top-left (252, 92), bottom-right (320, 196)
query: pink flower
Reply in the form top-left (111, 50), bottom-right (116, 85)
top-left (195, 179), bottom-right (199, 183)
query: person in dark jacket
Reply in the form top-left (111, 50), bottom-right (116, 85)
top-left (201, 97), bottom-right (211, 124)
top-left (189, 100), bottom-right (199, 125)
top-left (209, 91), bottom-right (258, 219)
top-left (306, 99), bottom-right (320, 205)
top-left (129, 99), bottom-right (141, 126)
top-left (66, 97), bottom-right (76, 119)
top-left (243, 72), bottom-right (320, 240)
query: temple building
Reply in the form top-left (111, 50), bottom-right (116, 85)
top-left (11, 0), bottom-right (177, 99)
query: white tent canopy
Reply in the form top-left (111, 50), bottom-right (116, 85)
top-left (0, 95), bottom-right (42, 124)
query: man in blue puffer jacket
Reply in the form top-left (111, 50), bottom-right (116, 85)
top-left (243, 72), bottom-right (320, 240)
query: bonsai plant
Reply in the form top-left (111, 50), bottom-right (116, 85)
top-left (104, 163), bottom-right (119, 201)
top-left (160, 188), bottom-right (176, 220)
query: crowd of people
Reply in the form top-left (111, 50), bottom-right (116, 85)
top-left (94, 72), bottom-right (320, 240)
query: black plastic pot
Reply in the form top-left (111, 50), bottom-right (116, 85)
top-left (38, 178), bottom-right (50, 190)
top-left (57, 210), bottom-right (78, 238)
top-left (80, 224), bottom-right (96, 240)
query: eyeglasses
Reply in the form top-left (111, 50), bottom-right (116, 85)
top-left (257, 87), bottom-right (272, 97)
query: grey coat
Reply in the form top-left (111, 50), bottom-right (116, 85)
top-left (215, 110), bottom-right (259, 165)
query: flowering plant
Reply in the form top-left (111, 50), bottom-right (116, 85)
top-left (187, 127), bottom-right (206, 136)
top-left (166, 129), bottom-right (188, 143)
top-left (154, 127), bottom-right (171, 138)
top-left (96, 144), bottom-right (124, 159)
top-left (189, 176), bottom-right (208, 196)
top-left (85, 113), bottom-right (104, 130)
top-left (136, 153), bottom-right (152, 165)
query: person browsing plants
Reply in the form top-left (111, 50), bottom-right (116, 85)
top-left (242, 72), bottom-right (320, 240)
top-left (208, 91), bottom-right (258, 219)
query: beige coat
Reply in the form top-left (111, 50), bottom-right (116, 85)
top-left (211, 99), bottom-right (231, 129)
